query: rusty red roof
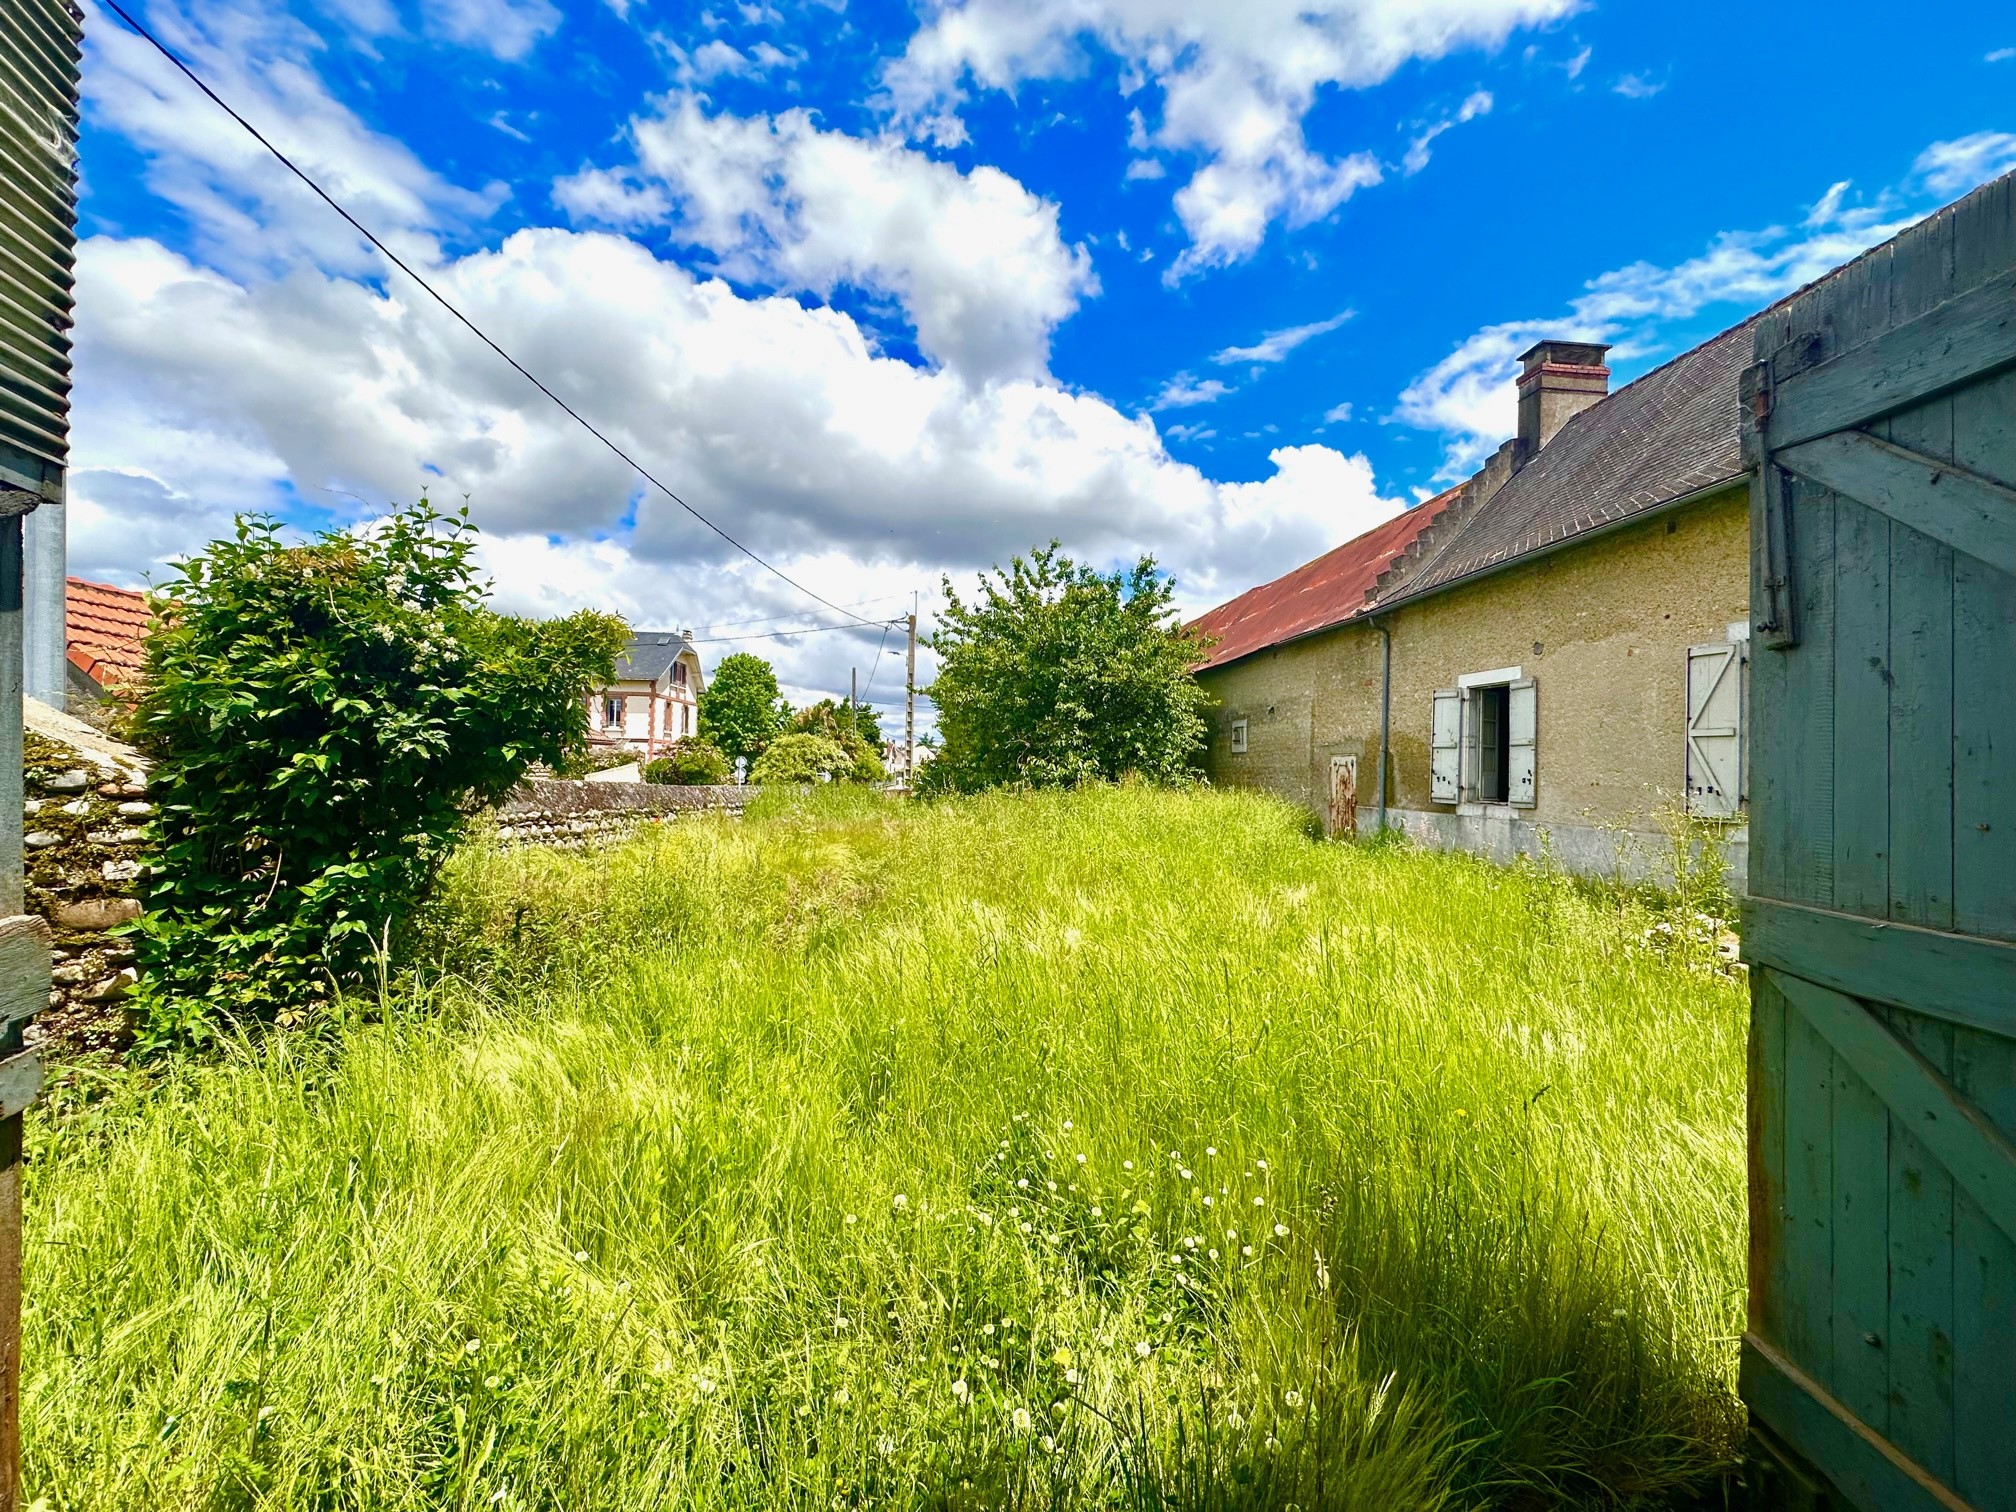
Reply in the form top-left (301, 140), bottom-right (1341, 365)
top-left (66, 576), bottom-right (151, 692)
top-left (1189, 490), bottom-right (1460, 670)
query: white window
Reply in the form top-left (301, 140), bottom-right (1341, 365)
top-left (1685, 641), bottom-right (1746, 817)
top-left (1229, 718), bottom-right (1248, 755)
top-left (602, 695), bottom-right (625, 729)
top-left (1433, 671), bottom-right (1536, 809)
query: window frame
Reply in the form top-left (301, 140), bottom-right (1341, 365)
top-left (1229, 718), bottom-right (1249, 755)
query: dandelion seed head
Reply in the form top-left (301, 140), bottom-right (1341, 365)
top-left (1135, 1341), bottom-right (1152, 1358)
top-left (833, 1388), bottom-right (851, 1406)
top-left (843, 1213), bottom-right (857, 1225)
top-left (1123, 1160), bottom-right (1135, 1170)
top-left (1273, 1223), bottom-right (1289, 1237)
top-left (951, 1379), bottom-right (970, 1401)
top-left (573, 1250), bottom-right (589, 1264)
top-left (1075, 1153), bottom-right (1087, 1165)
top-left (1012, 1406), bottom-right (1032, 1432)
top-left (1206, 1147), bottom-right (1217, 1157)
top-left (1062, 1120), bottom-right (1073, 1131)
top-left (1282, 1389), bottom-right (1303, 1408)
top-left (892, 1194), bottom-right (909, 1210)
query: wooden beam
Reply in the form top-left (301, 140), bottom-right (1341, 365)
top-left (1741, 1335), bottom-right (1978, 1512)
top-left (1767, 268), bottom-right (2016, 450)
top-left (1777, 429), bottom-right (2016, 577)
top-left (1773, 969), bottom-right (2016, 1247)
top-left (1743, 896), bottom-right (2016, 1038)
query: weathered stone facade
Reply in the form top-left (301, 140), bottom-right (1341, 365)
top-left (1200, 486), bottom-right (1751, 887)
top-left (21, 704), bottom-right (150, 1053)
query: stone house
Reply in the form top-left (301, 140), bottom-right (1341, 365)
top-left (588, 631), bottom-right (706, 759)
top-left (1192, 325), bottom-right (1754, 888)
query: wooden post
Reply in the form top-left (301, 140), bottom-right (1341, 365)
top-left (904, 611), bottom-right (916, 784)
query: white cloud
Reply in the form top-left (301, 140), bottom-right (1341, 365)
top-left (554, 95), bottom-right (1096, 382)
top-left (1322, 401), bottom-right (1353, 422)
top-left (1212, 310), bottom-right (1354, 365)
top-left (1562, 45), bottom-right (1590, 79)
top-left (879, 0), bottom-right (1580, 274)
top-left (1612, 71), bottom-right (1664, 99)
top-left (71, 230), bottom-right (1396, 688)
top-left (1913, 131), bottom-right (2016, 197)
top-left (1150, 374), bottom-right (1232, 409)
top-left (83, 0), bottom-right (503, 277)
top-left (1985, 47), bottom-right (2014, 63)
top-left (1397, 169), bottom-right (1934, 475)
top-left (418, 0), bottom-right (560, 59)
top-left (1402, 88), bottom-right (1492, 175)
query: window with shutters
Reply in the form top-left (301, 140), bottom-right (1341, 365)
top-left (602, 695), bottom-right (625, 729)
top-left (1437, 670), bottom-right (1536, 809)
top-left (1229, 718), bottom-right (1248, 755)
top-left (1684, 642), bottom-right (1745, 818)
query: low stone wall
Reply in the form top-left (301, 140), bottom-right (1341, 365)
top-left (21, 702), bottom-right (151, 1052)
top-left (493, 779), bottom-right (754, 847)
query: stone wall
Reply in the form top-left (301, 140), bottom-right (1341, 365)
top-left (21, 702), bottom-right (150, 1053)
top-left (492, 779), bottom-right (753, 847)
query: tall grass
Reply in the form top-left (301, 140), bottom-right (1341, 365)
top-left (25, 786), bottom-right (1747, 1509)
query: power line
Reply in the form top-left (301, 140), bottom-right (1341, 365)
top-left (689, 592), bottom-right (910, 635)
top-left (690, 618), bottom-right (904, 645)
top-left (859, 620), bottom-right (895, 700)
top-left (101, 0), bottom-right (879, 628)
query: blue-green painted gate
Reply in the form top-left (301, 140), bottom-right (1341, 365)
top-left (1741, 171), bottom-right (2016, 1511)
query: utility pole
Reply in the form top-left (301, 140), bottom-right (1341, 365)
top-left (850, 666), bottom-right (856, 712)
top-left (904, 602), bottom-right (917, 786)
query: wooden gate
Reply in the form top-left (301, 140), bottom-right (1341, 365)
top-left (1741, 172), bottom-right (2016, 1510)
top-left (1327, 754), bottom-right (1357, 838)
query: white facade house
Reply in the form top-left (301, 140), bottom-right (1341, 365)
top-left (587, 631), bottom-right (706, 758)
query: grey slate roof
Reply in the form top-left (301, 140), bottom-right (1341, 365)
top-left (612, 631), bottom-right (695, 683)
top-left (1376, 316), bottom-right (1753, 606)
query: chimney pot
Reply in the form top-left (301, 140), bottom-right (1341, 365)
top-left (1515, 339), bottom-right (1610, 467)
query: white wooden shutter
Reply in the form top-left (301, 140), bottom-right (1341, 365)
top-left (1508, 678), bottom-right (1537, 808)
top-left (1430, 689), bottom-right (1460, 802)
top-left (1685, 643), bottom-right (1743, 818)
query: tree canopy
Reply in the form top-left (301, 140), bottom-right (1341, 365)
top-left (923, 542), bottom-right (1214, 793)
top-left (696, 652), bottom-right (785, 767)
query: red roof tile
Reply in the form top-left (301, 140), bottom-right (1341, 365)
top-left (1189, 491), bottom-right (1459, 670)
top-left (66, 577), bottom-right (152, 692)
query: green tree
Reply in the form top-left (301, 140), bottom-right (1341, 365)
top-left (697, 652), bottom-right (784, 768)
top-left (924, 542), bottom-right (1214, 793)
top-left (643, 738), bottom-right (732, 785)
top-left (748, 732), bottom-right (851, 785)
top-left (128, 503), bottom-right (627, 1044)
top-left (789, 698), bottom-right (888, 782)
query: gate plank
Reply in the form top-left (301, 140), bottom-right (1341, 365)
top-left (1775, 973), bottom-right (2016, 1248)
top-left (1952, 1027), bottom-right (2016, 1510)
top-left (1743, 897), bottom-right (2016, 1037)
top-left (1775, 430), bottom-right (2016, 579)
top-left (1833, 493), bottom-right (1891, 916)
top-left (1741, 1336), bottom-right (1975, 1512)
top-left (1785, 993), bottom-right (1838, 1382)
top-left (1887, 1005), bottom-right (1958, 1487)
top-left (1951, 368), bottom-right (2016, 944)
top-left (1830, 1043), bottom-right (1892, 1433)
top-left (1885, 397), bottom-right (1957, 932)
top-left (1768, 268), bottom-right (2016, 449)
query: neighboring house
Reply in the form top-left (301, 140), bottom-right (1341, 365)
top-left (588, 631), bottom-right (706, 759)
top-left (64, 576), bottom-right (151, 709)
top-left (1193, 327), bottom-right (1754, 889)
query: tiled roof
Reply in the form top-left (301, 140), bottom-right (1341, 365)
top-left (1190, 491), bottom-right (1460, 671)
top-left (1376, 317), bottom-right (1752, 605)
top-left (66, 577), bottom-right (151, 692)
top-left (612, 631), bottom-right (697, 684)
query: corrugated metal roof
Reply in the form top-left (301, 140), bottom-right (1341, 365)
top-left (1375, 318), bottom-right (1752, 606)
top-left (65, 576), bottom-right (149, 690)
top-left (1190, 491), bottom-right (1460, 671)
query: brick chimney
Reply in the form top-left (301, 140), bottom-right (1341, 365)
top-left (1514, 340), bottom-right (1610, 467)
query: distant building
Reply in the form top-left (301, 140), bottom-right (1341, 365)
top-left (1192, 328), bottom-right (1752, 888)
top-left (64, 576), bottom-right (151, 708)
top-left (589, 631), bottom-right (706, 759)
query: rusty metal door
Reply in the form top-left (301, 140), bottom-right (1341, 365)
top-left (1741, 171), bottom-right (2016, 1510)
top-left (1327, 754), bottom-right (1357, 837)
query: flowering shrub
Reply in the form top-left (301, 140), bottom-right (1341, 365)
top-left (642, 739), bottom-right (732, 786)
top-left (126, 503), bottom-right (627, 1044)
top-left (748, 731), bottom-right (852, 785)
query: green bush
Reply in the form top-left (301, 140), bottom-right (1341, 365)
top-left (126, 503), bottom-right (627, 1046)
top-left (550, 747), bottom-right (636, 780)
top-left (642, 739), bottom-right (731, 786)
top-left (747, 731), bottom-right (850, 784)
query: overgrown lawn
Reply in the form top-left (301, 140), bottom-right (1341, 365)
top-left (26, 786), bottom-right (1747, 1509)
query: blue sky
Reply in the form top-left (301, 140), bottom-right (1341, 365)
top-left (69, 0), bottom-right (2016, 721)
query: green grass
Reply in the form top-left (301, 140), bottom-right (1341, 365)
top-left (25, 786), bottom-right (1748, 1509)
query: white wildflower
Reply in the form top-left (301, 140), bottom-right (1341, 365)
top-left (1135, 1341), bottom-right (1153, 1358)
top-left (892, 1194), bottom-right (908, 1210)
top-left (1012, 1406), bottom-right (1032, 1432)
